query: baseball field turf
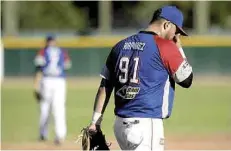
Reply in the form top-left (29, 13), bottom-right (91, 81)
top-left (1, 77), bottom-right (231, 149)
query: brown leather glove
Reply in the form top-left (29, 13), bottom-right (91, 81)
top-left (77, 126), bottom-right (111, 150)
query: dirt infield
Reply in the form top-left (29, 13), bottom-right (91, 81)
top-left (2, 135), bottom-right (231, 150)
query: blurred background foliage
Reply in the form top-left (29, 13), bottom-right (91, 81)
top-left (209, 1), bottom-right (231, 28)
top-left (19, 1), bottom-right (88, 31)
top-left (1, 1), bottom-right (231, 36)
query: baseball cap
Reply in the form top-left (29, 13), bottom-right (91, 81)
top-left (155, 5), bottom-right (188, 36)
top-left (46, 35), bottom-right (56, 42)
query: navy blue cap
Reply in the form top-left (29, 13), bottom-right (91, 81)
top-left (46, 35), bottom-right (56, 42)
top-left (159, 6), bottom-right (188, 36)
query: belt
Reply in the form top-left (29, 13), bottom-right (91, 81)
top-left (123, 120), bottom-right (139, 125)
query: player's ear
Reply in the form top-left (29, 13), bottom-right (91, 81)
top-left (163, 21), bottom-right (171, 30)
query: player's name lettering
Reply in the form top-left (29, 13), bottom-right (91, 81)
top-left (123, 42), bottom-right (146, 51)
top-left (116, 85), bottom-right (140, 99)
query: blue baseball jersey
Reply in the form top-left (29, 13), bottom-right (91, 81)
top-left (34, 46), bottom-right (71, 78)
top-left (101, 31), bottom-right (185, 119)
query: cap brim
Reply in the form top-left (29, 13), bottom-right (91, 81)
top-left (46, 38), bottom-right (55, 42)
top-left (177, 26), bottom-right (188, 36)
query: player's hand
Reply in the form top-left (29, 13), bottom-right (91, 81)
top-left (173, 34), bottom-right (182, 48)
top-left (88, 123), bottom-right (98, 134)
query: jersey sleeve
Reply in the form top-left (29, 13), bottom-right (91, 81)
top-left (100, 48), bottom-right (114, 80)
top-left (155, 36), bottom-right (192, 83)
top-left (34, 49), bottom-right (46, 67)
top-left (63, 49), bottom-right (72, 70)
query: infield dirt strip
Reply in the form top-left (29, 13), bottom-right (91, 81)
top-left (2, 135), bottom-right (231, 150)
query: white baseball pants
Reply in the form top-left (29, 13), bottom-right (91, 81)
top-left (39, 77), bottom-right (66, 141)
top-left (114, 116), bottom-right (164, 151)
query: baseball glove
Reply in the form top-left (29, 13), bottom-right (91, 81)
top-left (76, 127), bottom-right (111, 150)
top-left (34, 91), bottom-right (42, 102)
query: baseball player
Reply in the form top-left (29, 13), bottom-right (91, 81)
top-left (0, 40), bottom-right (3, 83)
top-left (87, 5), bottom-right (193, 151)
top-left (33, 35), bottom-right (71, 145)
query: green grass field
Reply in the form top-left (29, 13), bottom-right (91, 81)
top-left (2, 77), bottom-right (231, 146)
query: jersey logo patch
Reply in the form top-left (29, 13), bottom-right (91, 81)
top-left (116, 85), bottom-right (140, 99)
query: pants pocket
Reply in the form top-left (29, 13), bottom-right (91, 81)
top-left (123, 122), bottom-right (143, 149)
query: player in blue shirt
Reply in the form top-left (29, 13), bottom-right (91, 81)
top-left (88, 5), bottom-right (193, 150)
top-left (33, 35), bottom-right (71, 145)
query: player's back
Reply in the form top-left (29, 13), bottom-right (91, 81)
top-left (34, 46), bottom-right (68, 78)
top-left (110, 31), bottom-right (174, 119)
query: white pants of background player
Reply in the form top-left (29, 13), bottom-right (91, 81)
top-left (39, 77), bottom-right (66, 141)
top-left (114, 116), bottom-right (164, 151)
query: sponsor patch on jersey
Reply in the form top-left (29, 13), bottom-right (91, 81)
top-left (116, 85), bottom-right (140, 99)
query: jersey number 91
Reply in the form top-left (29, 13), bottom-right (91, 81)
top-left (119, 57), bottom-right (139, 84)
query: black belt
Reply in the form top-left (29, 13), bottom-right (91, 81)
top-left (116, 114), bottom-right (140, 125)
top-left (123, 120), bottom-right (139, 125)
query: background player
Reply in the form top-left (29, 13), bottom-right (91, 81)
top-left (87, 5), bottom-right (193, 151)
top-left (33, 35), bottom-right (71, 145)
top-left (0, 39), bottom-right (3, 83)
